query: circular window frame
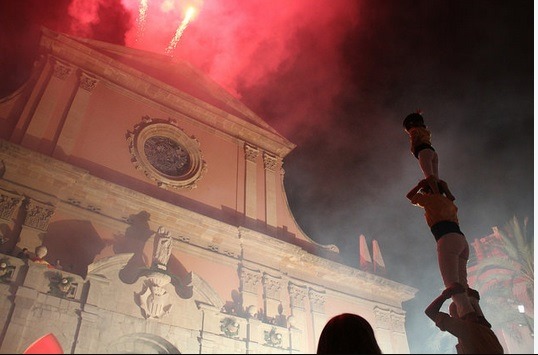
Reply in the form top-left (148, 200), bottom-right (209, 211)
top-left (127, 118), bottom-right (206, 190)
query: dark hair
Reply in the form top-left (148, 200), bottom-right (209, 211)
top-left (403, 112), bottom-right (425, 130)
top-left (317, 313), bottom-right (382, 354)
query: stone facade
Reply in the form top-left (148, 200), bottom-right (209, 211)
top-left (0, 28), bottom-right (417, 353)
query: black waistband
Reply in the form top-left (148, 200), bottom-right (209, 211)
top-left (431, 221), bottom-right (464, 241)
top-left (413, 143), bottom-right (435, 158)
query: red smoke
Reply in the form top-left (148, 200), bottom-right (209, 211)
top-left (1, 0), bottom-right (362, 139)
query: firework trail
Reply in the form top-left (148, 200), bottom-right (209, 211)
top-left (135, 0), bottom-right (149, 42)
top-left (165, 6), bottom-right (196, 54)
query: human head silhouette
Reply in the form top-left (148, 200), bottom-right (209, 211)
top-left (403, 112), bottom-right (425, 131)
top-left (317, 313), bottom-right (382, 354)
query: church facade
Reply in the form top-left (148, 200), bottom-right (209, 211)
top-left (0, 28), bottom-right (416, 354)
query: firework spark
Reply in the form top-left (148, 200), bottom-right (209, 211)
top-left (165, 6), bottom-right (196, 55)
top-left (135, 0), bottom-right (149, 41)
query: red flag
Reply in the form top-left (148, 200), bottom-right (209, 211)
top-left (359, 234), bottom-right (372, 272)
top-left (23, 333), bottom-right (63, 354)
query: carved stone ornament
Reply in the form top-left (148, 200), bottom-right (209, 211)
top-left (0, 258), bottom-right (15, 283)
top-left (244, 143), bottom-right (259, 162)
top-left (48, 272), bottom-right (75, 298)
top-left (308, 288), bottom-right (326, 313)
top-left (52, 59), bottom-right (73, 80)
top-left (127, 117), bottom-right (207, 190)
top-left (0, 188), bottom-right (22, 221)
top-left (136, 271), bottom-right (173, 319)
top-left (263, 152), bottom-right (279, 171)
top-left (264, 327), bottom-right (283, 347)
top-left (239, 266), bottom-right (260, 294)
top-left (262, 274), bottom-right (282, 300)
top-left (220, 317), bottom-right (240, 337)
top-left (79, 72), bottom-right (99, 92)
top-left (23, 199), bottom-right (55, 231)
top-left (153, 226), bottom-right (172, 270)
top-left (288, 283), bottom-right (307, 310)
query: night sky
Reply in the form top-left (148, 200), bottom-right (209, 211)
top-left (0, 0), bottom-right (534, 353)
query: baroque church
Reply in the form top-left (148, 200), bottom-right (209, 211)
top-left (0, 27), bottom-right (417, 353)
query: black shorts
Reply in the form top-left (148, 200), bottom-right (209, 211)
top-left (413, 143), bottom-right (435, 159)
top-left (431, 221), bottom-right (464, 241)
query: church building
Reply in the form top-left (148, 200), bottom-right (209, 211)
top-left (0, 27), bottom-right (416, 353)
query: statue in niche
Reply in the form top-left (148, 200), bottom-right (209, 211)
top-left (153, 226), bottom-right (172, 270)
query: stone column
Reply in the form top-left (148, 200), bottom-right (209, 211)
top-left (263, 152), bottom-right (279, 228)
top-left (244, 144), bottom-right (258, 221)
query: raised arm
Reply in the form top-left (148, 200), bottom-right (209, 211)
top-left (424, 291), bottom-right (450, 321)
top-left (425, 284), bottom-right (466, 321)
top-left (406, 179), bottom-right (428, 201)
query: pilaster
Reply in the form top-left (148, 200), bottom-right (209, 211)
top-left (53, 71), bottom-right (100, 160)
top-left (288, 282), bottom-right (308, 352)
top-left (21, 57), bottom-right (75, 153)
top-left (263, 152), bottom-right (279, 228)
top-left (244, 143), bottom-right (258, 221)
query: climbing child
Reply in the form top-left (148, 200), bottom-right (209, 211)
top-left (406, 179), bottom-right (475, 320)
top-left (403, 111), bottom-right (455, 200)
